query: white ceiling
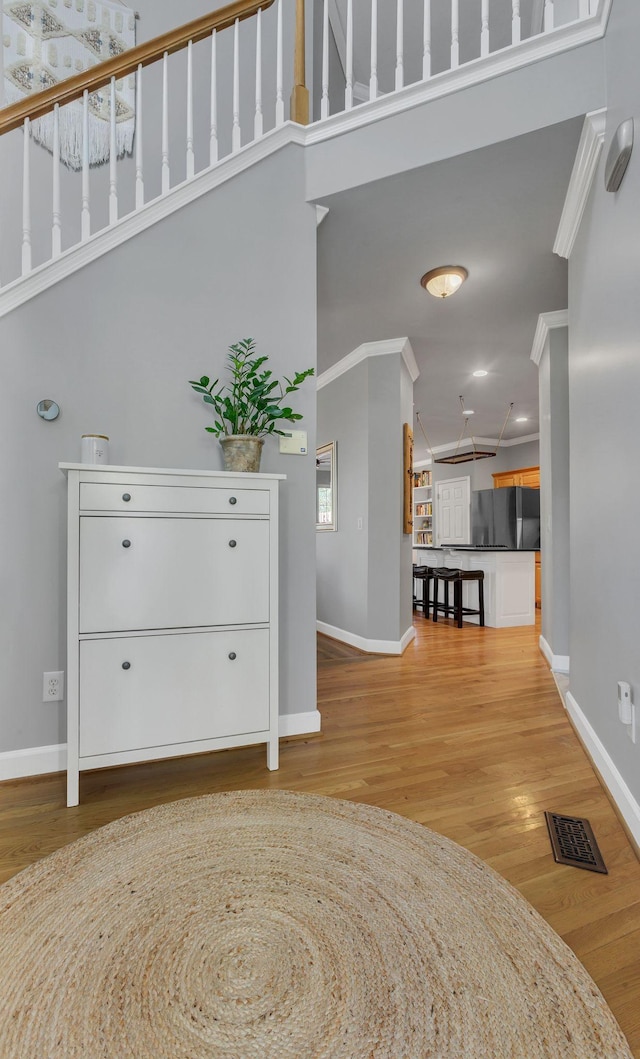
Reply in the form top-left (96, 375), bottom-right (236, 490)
top-left (316, 117), bottom-right (583, 461)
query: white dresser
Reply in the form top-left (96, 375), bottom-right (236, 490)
top-left (60, 464), bottom-right (284, 806)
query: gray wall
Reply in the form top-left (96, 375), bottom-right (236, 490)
top-left (316, 362), bottom-right (369, 638)
top-left (0, 144), bottom-right (317, 754)
top-left (317, 352), bottom-right (413, 645)
top-left (539, 327), bottom-right (570, 659)
top-left (568, 0), bottom-right (640, 803)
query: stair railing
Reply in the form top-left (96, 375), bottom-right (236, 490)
top-left (0, 0), bottom-right (307, 286)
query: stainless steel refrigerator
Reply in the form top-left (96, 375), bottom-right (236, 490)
top-left (471, 487), bottom-right (540, 549)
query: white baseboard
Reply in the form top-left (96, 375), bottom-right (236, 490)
top-left (279, 711), bottom-right (322, 738)
top-left (565, 690), bottom-right (640, 849)
top-left (539, 635), bottom-right (570, 674)
top-left (0, 743), bottom-right (67, 781)
top-left (0, 714), bottom-right (322, 782)
top-left (317, 621), bottom-right (416, 655)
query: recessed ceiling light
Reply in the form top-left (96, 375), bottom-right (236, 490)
top-left (472, 370), bottom-right (488, 377)
top-left (420, 266), bottom-right (468, 299)
top-left (515, 417), bottom-right (529, 423)
top-left (465, 410), bottom-right (475, 415)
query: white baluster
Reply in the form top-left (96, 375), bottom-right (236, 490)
top-left (512, 0), bottom-right (521, 44)
top-left (232, 18), bottom-right (241, 152)
top-left (321, 0), bottom-right (329, 119)
top-left (369, 0), bottom-right (378, 101)
top-left (544, 0), bottom-right (554, 30)
top-left (345, 0), bottom-right (353, 110)
top-left (81, 91), bottom-right (90, 241)
top-left (451, 0), bottom-right (459, 69)
top-left (210, 30), bottom-right (218, 164)
top-left (275, 0), bottom-right (284, 126)
top-left (21, 118), bottom-right (31, 274)
top-left (578, 0), bottom-right (589, 16)
top-left (254, 7), bottom-right (263, 139)
top-left (186, 40), bottom-right (194, 178)
top-left (480, 0), bottom-right (489, 57)
top-left (52, 104), bottom-right (61, 258)
top-left (135, 64), bottom-right (144, 209)
top-left (423, 0), bottom-right (431, 79)
top-left (109, 77), bottom-right (118, 224)
top-left (162, 52), bottom-right (170, 194)
top-left (395, 0), bottom-right (404, 91)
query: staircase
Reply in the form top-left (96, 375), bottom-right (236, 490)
top-left (0, 0), bottom-right (609, 317)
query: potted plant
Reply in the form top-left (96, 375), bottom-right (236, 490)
top-left (189, 338), bottom-right (314, 472)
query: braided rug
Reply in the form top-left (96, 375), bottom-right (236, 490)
top-left (0, 789), bottom-right (631, 1058)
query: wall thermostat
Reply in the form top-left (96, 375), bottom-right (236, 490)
top-left (605, 118), bottom-right (634, 192)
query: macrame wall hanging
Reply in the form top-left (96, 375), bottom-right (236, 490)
top-left (2, 0), bottom-right (136, 169)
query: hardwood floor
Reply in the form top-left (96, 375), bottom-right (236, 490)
top-left (1, 612), bottom-right (639, 1054)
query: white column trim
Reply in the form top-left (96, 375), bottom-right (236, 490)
top-left (317, 337), bottom-right (419, 389)
top-left (566, 690), bottom-right (640, 850)
top-left (539, 634), bottom-right (570, 674)
top-left (554, 108), bottom-right (607, 259)
top-left (279, 710), bottom-right (322, 736)
top-left (530, 309), bottom-right (568, 366)
top-left (318, 621), bottom-right (416, 655)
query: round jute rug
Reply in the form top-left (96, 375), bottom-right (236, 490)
top-left (0, 790), bottom-right (631, 1058)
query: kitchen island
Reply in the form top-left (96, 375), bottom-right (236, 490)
top-left (413, 547), bottom-right (536, 628)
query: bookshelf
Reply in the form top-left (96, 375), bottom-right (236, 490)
top-left (413, 470), bottom-right (433, 547)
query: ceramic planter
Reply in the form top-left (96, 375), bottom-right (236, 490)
top-left (219, 435), bottom-right (264, 473)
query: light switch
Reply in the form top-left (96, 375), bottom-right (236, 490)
top-left (279, 430), bottom-right (308, 455)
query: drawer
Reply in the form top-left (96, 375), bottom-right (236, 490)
top-left (79, 482), bottom-right (269, 515)
top-left (79, 629), bottom-right (270, 757)
top-left (79, 516), bottom-right (269, 633)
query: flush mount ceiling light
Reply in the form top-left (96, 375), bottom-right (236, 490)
top-left (516, 416), bottom-right (529, 423)
top-left (420, 265), bottom-right (468, 299)
top-left (473, 369), bottom-right (488, 377)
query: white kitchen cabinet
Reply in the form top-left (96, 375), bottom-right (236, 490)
top-left (60, 464), bottom-right (285, 806)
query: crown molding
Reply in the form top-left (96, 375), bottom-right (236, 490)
top-left (530, 309), bottom-right (569, 365)
top-left (317, 337), bottom-right (419, 390)
top-left (553, 108), bottom-right (607, 259)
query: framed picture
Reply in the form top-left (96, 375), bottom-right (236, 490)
top-left (403, 423), bottom-right (413, 534)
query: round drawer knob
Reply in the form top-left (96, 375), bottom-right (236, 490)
top-left (229, 539), bottom-right (237, 548)
top-left (122, 661), bottom-right (131, 670)
top-left (122, 539), bottom-right (131, 548)
top-left (122, 493), bottom-right (131, 502)
top-left (229, 496), bottom-right (237, 506)
top-left (228, 652), bottom-right (237, 661)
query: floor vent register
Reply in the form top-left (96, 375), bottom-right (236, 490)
top-left (544, 812), bottom-right (608, 874)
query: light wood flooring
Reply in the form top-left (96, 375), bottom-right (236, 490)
top-left (1, 611), bottom-right (639, 1054)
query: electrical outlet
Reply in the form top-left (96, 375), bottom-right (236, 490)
top-left (43, 671), bottom-right (64, 702)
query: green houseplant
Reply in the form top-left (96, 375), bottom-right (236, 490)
top-left (189, 338), bottom-right (314, 472)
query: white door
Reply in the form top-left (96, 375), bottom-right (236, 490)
top-left (436, 477), bottom-right (471, 545)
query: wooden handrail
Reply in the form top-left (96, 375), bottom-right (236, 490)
top-left (0, 0), bottom-right (275, 137)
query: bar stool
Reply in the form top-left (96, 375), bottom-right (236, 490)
top-left (412, 565), bottom-right (433, 617)
top-left (432, 568), bottom-right (485, 628)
